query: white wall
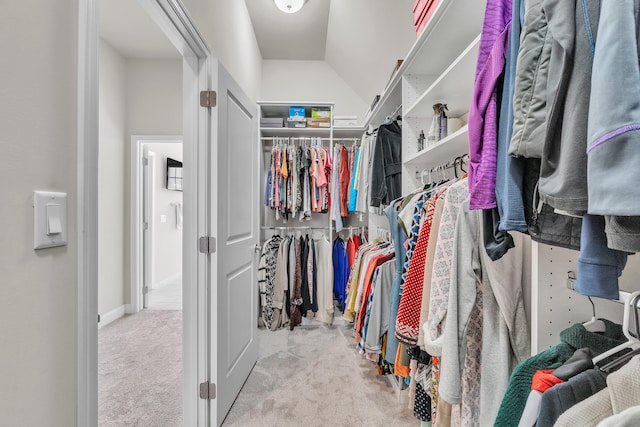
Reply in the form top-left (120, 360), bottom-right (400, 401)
top-left (99, 39), bottom-right (127, 315)
top-left (261, 60), bottom-right (368, 123)
top-left (125, 58), bottom-right (182, 305)
top-left (146, 143), bottom-right (183, 285)
top-left (181, 0), bottom-right (263, 101)
top-left (325, 0), bottom-right (415, 106)
top-left (0, 1), bottom-right (259, 424)
top-left (0, 1), bottom-right (77, 425)
top-left (126, 59), bottom-right (183, 135)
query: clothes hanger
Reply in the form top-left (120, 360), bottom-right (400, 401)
top-left (453, 156), bottom-right (461, 179)
top-left (598, 292), bottom-right (640, 373)
top-left (583, 296), bottom-right (607, 333)
top-left (593, 291), bottom-right (640, 365)
top-left (460, 153), bottom-right (468, 174)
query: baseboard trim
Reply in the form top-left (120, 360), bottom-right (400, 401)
top-left (98, 305), bottom-right (125, 329)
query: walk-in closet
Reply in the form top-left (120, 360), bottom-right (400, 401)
top-left (9, 0), bottom-right (640, 426)
top-left (251, 1), bottom-right (640, 426)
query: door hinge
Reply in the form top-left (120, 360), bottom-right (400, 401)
top-left (198, 236), bottom-right (217, 254)
top-left (199, 382), bottom-right (216, 400)
top-left (200, 90), bottom-right (217, 108)
top-left (143, 286), bottom-right (149, 294)
top-left (143, 221), bottom-right (149, 230)
top-left (143, 157), bottom-right (149, 166)
top-left (98, 314), bottom-right (101, 323)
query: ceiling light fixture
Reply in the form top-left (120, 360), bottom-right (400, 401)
top-left (274, 0), bottom-right (306, 14)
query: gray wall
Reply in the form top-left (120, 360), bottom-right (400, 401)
top-left (0, 1), bottom-right (78, 424)
top-left (0, 1), bottom-right (263, 424)
top-left (261, 60), bottom-right (368, 124)
top-left (124, 59), bottom-right (182, 307)
top-left (99, 39), bottom-right (127, 315)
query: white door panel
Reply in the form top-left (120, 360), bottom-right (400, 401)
top-left (209, 60), bottom-right (258, 426)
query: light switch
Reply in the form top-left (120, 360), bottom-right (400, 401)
top-left (34, 191), bottom-right (67, 249)
top-left (46, 204), bottom-right (62, 235)
top-left (160, 214), bottom-right (167, 223)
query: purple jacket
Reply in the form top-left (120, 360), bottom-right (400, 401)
top-left (468, 0), bottom-right (512, 210)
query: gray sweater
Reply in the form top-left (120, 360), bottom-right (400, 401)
top-left (438, 201), bottom-right (530, 425)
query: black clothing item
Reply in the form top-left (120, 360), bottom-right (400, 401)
top-left (407, 346), bottom-right (431, 365)
top-left (414, 382), bottom-right (432, 422)
top-left (552, 347), bottom-right (595, 381)
top-left (523, 158), bottom-right (582, 250)
top-left (300, 236), bottom-right (311, 315)
top-left (370, 120), bottom-right (402, 207)
top-left (284, 237), bottom-right (292, 316)
top-left (483, 207), bottom-right (515, 261)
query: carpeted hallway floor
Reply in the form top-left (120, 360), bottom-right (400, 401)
top-left (99, 310), bottom-right (416, 426)
top-left (99, 310), bottom-right (183, 427)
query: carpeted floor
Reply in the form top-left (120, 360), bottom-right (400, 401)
top-left (222, 320), bottom-right (416, 427)
top-left (99, 310), bottom-right (182, 427)
top-left (99, 310), bottom-right (417, 427)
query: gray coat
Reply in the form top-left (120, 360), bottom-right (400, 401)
top-left (508, 0), bottom-right (550, 159)
top-left (587, 0), bottom-right (640, 251)
top-left (538, 0), bottom-right (600, 212)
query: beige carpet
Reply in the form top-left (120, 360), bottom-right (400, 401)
top-left (99, 310), bottom-right (417, 427)
top-left (222, 322), bottom-right (416, 427)
top-left (99, 310), bottom-right (182, 427)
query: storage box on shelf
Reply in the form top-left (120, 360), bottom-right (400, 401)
top-left (414, 0), bottom-right (440, 36)
top-left (307, 117), bottom-right (331, 128)
top-left (260, 102), bottom-right (334, 138)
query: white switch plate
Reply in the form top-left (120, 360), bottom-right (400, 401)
top-left (160, 214), bottom-right (167, 223)
top-left (34, 191), bottom-right (67, 249)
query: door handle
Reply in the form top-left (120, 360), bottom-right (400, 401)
top-left (253, 244), bottom-right (262, 253)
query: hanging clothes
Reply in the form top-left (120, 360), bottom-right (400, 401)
top-left (332, 237), bottom-right (349, 311)
top-left (314, 236), bottom-right (334, 324)
top-left (370, 120), bottom-right (402, 207)
top-left (264, 139), bottom-right (335, 223)
top-left (494, 319), bottom-right (626, 426)
top-left (356, 133), bottom-right (375, 213)
top-left (348, 146), bottom-right (361, 213)
top-left (258, 235), bottom-right (283, 330)
top-left (467, 0), bottom-right (512, 210)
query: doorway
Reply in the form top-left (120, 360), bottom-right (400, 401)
top-left (97, 0), bottom-right (186, 421)
top-left (80, 1), bottom-right (259, 425)
top-left (133, 137), bottom-right (184, 311)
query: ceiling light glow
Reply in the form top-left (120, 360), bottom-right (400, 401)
top-left (274, 0), bottom-right (305, 14)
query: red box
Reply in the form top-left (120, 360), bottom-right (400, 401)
top-left (413, 0), bottom-right (428, 25)
top-left (414, 0), bottom-right (440, 36)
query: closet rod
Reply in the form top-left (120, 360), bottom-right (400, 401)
top-left (261, 226), bottom-right (329, 230)
top-left (260, 137), bottom-right (327, 140)
top-left (262, 225), bottom-right (365, 231)
top-left (414, 153), bottom-right (469, 177)
top-left (259, 137), bottom-right (360, 141)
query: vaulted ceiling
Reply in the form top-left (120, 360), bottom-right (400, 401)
top-left (245, 0), bottom-right (416, 104)
top-left (100, 0), bottom-right (416, 106)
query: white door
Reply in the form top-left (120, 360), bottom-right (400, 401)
top-left (209, 60), bottom-right (259, 426)
top-left (143, 148), bottom-right (156, 309)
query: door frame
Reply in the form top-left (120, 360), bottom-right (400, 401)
top-left (77, 1), bottom-right (212, 425)
top-left (130, 135), bottom-right (182, 313)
